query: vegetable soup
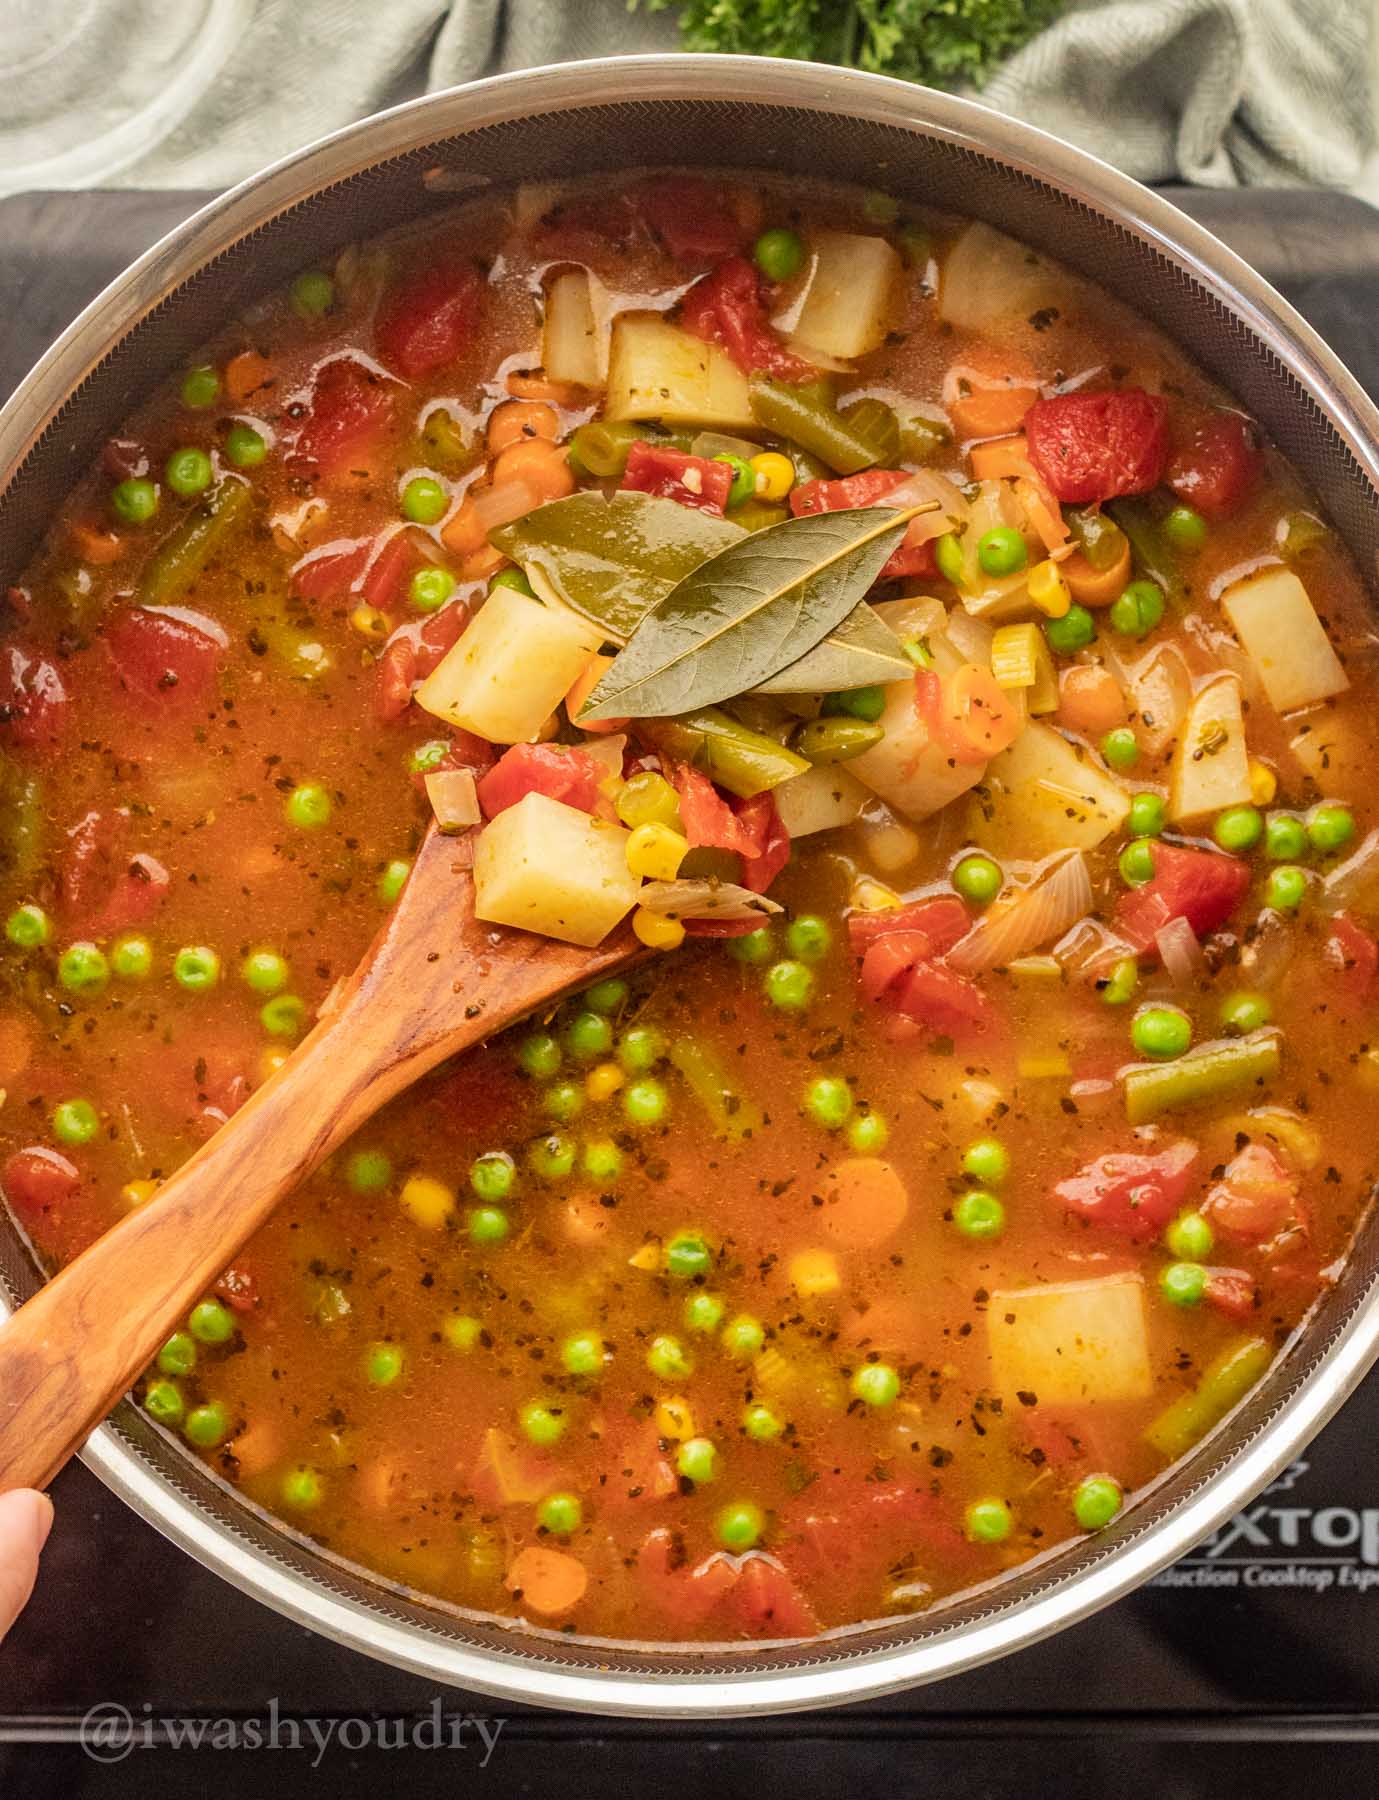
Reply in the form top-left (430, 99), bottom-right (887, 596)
top-left (1, 171), bottom-right (1375, 1643)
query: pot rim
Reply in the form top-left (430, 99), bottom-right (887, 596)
top-left (3, 53), bottom-right (1378, 1718)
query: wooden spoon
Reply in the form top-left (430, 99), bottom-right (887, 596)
top-left (0, 824), bottom-right (644, 1491)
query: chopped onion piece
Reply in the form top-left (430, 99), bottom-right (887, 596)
top-left (1053, 917), bottom-right (1138, 981)
top-left (947, 849), bottom-right (1093, 975)
top-left (1240, 908), bottom-right (1296, 989)
top-left (424, 768), bottom-right (480, 834)
top-left (1154, 915), bottom-right (1204, 987)
top-left (877, 470), bottom-right (972, 546)
top-left (636, 880), bottom-right (784, 922)
top-left (470, 476), bottom-right (541, 535)
top-left (690, 430), bottom-right (763, 463)
top-left (576, 732), bottom-right (628, 781)
top-left (1321, 828), bottom-right (1379, 914)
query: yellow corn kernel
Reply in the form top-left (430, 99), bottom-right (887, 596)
top-left (632, 907), bottom-right (686, 951)
top-left (655, 1396), bottom-right (695, 1440)
top-left (750, 450), bottom-right (795, 502)
top-left (1248, 759), bottom-right (1278, 806)
top-left (789, 1249), bottom-right (840, 1297)
top-left (121, 1178), bottom-right (158, 1209)
top-left (349, 603), bottom-right (390, 640)
top-left (628, 1239), bottom-right (662, 1271)
top-left (1017, 1050), bottom-right (1072, 1079)
top-left (851, 876), bottom-right (902, 912)
top-left (399, 1174), bottom-right (456, 1230)
top-left (259, 1046), bottom-right (290, 1082)
top-left (1008, 955), bottom-right (1062, 983)
top-left (626, 821), bottom-right (689, 882)
top-left (585, 1061), bottom-right (625, 1103)
top-left (752, 1346), bottom-right (794, 1394)
top-left (1027, 558), bottom-right (1072, 619)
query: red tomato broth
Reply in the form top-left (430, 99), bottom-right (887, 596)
top-left (0, 170), bottom-right (1375, 1644)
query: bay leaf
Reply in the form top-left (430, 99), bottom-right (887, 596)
top-left (754, 599), bottom-right (912, 694)
top-left (491, 490), bottom-right (741, 642)
top-left (579, 505), bottom-right (918, 721)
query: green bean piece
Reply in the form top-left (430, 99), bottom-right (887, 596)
top-left (747, 377), bottom-right (884, 475)
top-left (136, 476), bottom-right (258, 608)
top-left (1065, 506), bottom-right (1129, 572)
top-left (1144, 1337), bottom-right (1272, 1459)
top-left (420, 406), bottom-right (474, 474)
top-left (0, 757), bottom-right (44, 885)
top-left (568, 419), bottom-right (649, 480)
top-left (667, 1036), bottom-right (764, 1141)
top-left (837, 397), bottom-right (900, 466)
top-left (895, 409), bottom-right (951, 465)
top-left (1279, 511), bottom-right (1329, 561)
top-left (640, 708), bottom-right (808, 799)
top-left (791, 716), bottom-right (884, 765)
top-left (1122, 1032), bottom-right (1281, 1124)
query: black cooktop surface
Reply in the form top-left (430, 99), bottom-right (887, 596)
top-left (1, 185), bottom-right (1377, 1798)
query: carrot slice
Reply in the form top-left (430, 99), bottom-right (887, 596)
top-left (968, 435), bottom-right (1068, 551)
top-left (817, 1158), bottom-right (910, 1248)
top-left (69, 521), bottom-right (124, 565)
top-left (223, 349), bottom-right (273, 404)
top-left (565, 653), bottom-right (628, 734)
top-left (1061, 540), bottom-right (1132, 607)
top-left (505, 368), bottom-right (587, 405)
top-left (487, 400), bottom-right (560, 454)
top-left (944, 349), bottom-right (1039, 442)
top-left (505, 1545), bottom-right (588, 1616)
top-left (492, 438), bottom-right (576, 502)
top-left (939, 663), bottom-right (1023, 763)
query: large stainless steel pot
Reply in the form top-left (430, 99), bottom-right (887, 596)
top-left (2, 55), bottom-right (1377, 1718)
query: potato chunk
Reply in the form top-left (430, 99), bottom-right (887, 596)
top-left (987, 1273), bottom-right (1152, 1406)
top-left (1168, 675), bottom-right (1251, 822)
top-left (1222, 567), bottom-right (1349, 714)
top-left (543, 267), bottom-right (602, 387)
top-left (772, 764), bottom-right (868, 838)
top-left (788, 232), bottom-right (901, 360)
top-left (473, 793), bottom-right (641, 947)
top-left (415, 587), bottom-right (600, 745)
top-left (968, 721), bottom-right (1129, 859)
top-left (604, 314), bottom-right (755, 431)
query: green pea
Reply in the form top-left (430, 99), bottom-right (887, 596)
top-left (111, 934), bottom-right (154, 981)
top-left (171, 945), bottom-right (219, 993)
top-left (519, 1399), bottom-right (567, 1446)
top-left (1308, 805), bottom-right (1356, 855)
top-left (1073, 1474), bottom-right (1123, 1532)
top-left (468, 1205), bottom-right (510, 1245)
top-left (616, 1024), bottom-right (666, 1073)
top-left (1265, 814), bottom-right (1307, 861)
top-left (143, 1379), bottom-right (184, 1426)
top-left (1127, 793), bottom-right (1166, 839)
top-left (1265, 865), bottom-right (1307, 912)
top-left (1044, 605), bottom-right (1095, 654)
top-left (5, 903), bottom-right (50, 949)
top-left (850, 1362), bottom-right (900, 1407)
top-left (784, 915), bottom-right (831, 964)
top-left (180, 365), bottom-right (221, 409)
top-left (753, 227), bottom-right (805, 281)
top-left (346, 1149), bottom-right (392, 1194)
top-left (281, 1466), bottom-right (323, 1510)
top-left (1109, 579), bottom-right (1165, 638)
top-left (1162, 505), bottom-right (1207, 552)
top-left (713, 453), bottom-right (756, 510)
top-left (728, 927), bottom-right (775, 966)
top-left (952, 853), bottom-right (1002, 906)
top-left (376, 858), bottom-right (411, 905)
top-left (241, 948), bottom-right (289, 994)
top-left (1118, 839), bottom-right (1157, 887)
top-left (442, 1313), bottom-right (482, 1352)
top-left (470, 1151), bottom-right (515, 1201)
top-left (585, 977), bottom-right (629, 1015)
top-left (646, 1334), bottom-right (693, 1382)
top-left (518, 1032), bottom-right (562, 1079)
top-left (1101, 728), bottom-right (1139, 771)
top-left (401, 476), bottom-right (447, 525)
top-left (615, 770), bottom-right (680, 831)
top-left (58, 941), bottom-right (109, 995)
top-left (184, 1401), bottom-right (229, 1448)
top-left (764, 959), bottom-right (814, 1012)
top-left (1164, 1210), bottom-right (1214, 1261)
top-left (961, 1137), bottom-right (1010, 1185)
top-left (52, 1099), bottom-right (98, 1146)
top-left (165, 447), bottom-right (213, 498)
top-left (581, 1137), bottom-right (623, 1184)
top-left (1213, 805), bottom-right (1262, 852)
top-left (565, 1009), bottom-right (613, 1063)
top-left (260, 994), bottom-right (306, 1039)
top-left (111, 477), bottom-right (159, 524)
top-left (409, 738), bottom-right (450, 777)
top-left (401, 565), bottom-right (452, 615)
top-left (285, 782), bottom-right (332, 829)
top-left (365, 1341), bottom-right (405, 1387)
top-left (847, 1108), bottom-right (889, 1153)
top-left (188, 1298), bottom-right (235, 1344)
top-left (1100, 957), bottom-right (1139, 1007)
top-left (537, 1492), bottom-right (583, 1536)
top-left (977, 526), bottom-right (1028, 577)
top-left (561, 1330), bottom-right (605, 1376)
top-left (721, 1315), bottom-right (765, 1361)
top-left (828, 685), bottom-right (886, 723)
top-left (488, 566), bottom-right (535, 597)
top-left (935, 531), bottom-right (966, 588)
top-left (1219, 990), bottom-right (1271, 1035)
top-left (715, 1501), bottom-right (765, 1551)
top-left (685, 1291), bottom-right (725, 1334)
top-left (290, 270), bottom-right (335, 317)
top-left (542, 1080), bottom-right (584, 1124)
top-left (157, 1332), bottom-right (197, 1377)
top-left (224, 423), bottom-right (267, 468)
top-left (743, 1403), bottom-right (783, 1441)
top-left (965, 1497), bottom-right (1013, 1543)
top-left (1131, 1006), bottom-right (1191, 1060)
top-left (528, 1132), bottom-right (576, 1178)
top-left (804, 1075), bottom-right (853, 1130)
top-left (953, 1190), bottom-right (1005, 1240)
top-left (677, 1437), bottom-right (718, 1484)
top-left (666, 1231), bottom-right (712, 1280)
top-left (1159, 1261), bottom-right (1207, 1307)
top-left (623, 1078), bottom-right (668, 1126)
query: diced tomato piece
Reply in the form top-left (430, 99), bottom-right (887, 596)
top-left (602, 1423), bottom-right (679, 1514)
top-left (848, 896), bottom-right (971, 956)
top-left (1115, 842), bottom-right (1250, 955)
top-left (784, 1478), bottom-right (972, 1592)
top-left (476, 743), bottom-right (608, 819)
top-left (1325, 912), bottom-right (1379, 1000)
top-left (671, 764), bottom-right (757, 857)
top-left (621, 441), bottom-right (733, 516)
top-left (292, 356), bottom-right (394, 482)
top-left (1054, 1139), bottom-right (1200, 1239)
top-left (1167, 411), bottom-right (1262, 519)
top-left (890, 958), bottom-right (995, 1041)
top-left (680, 257), bottom-right (814, 380)
top-left (1205, 1268), bottom-right (1258, 1320)
top-left (215, 1263), bottom-right (261, 1315)
top-left (102, 437), bottom-right (149, 481)
top-left (736, 792), bottom-right (790, 893)
top-left (637, 1529), bottom-right (742, 1629)
top-left (2, 1146), bottom-right (80, 1225)
top-left (636, 178), bottom-right (752, 262)
top-left (290, 537), bottom-right (371, 603)
top-left (1202, 1143), bottom-right (1299, 1245)
top-left (373, 603), bottom-right (468, 723)
top-left (1020, 1409), bottom-right (1105, 1470)
top-left (1023, 389), bottom-right (1169, 504)
top-left (374, 260), bottom-right (482, 380)
top-left (530, 192), bottom-right (639, 263)
top-left (469, 1426), bottom-right (566, 1508)
top-left (0, 645), bottom-right (68, 746)
top-left (858, 932), bottom-right (931, 1006)
top-left (106, 606), bottom-right (224, 702)
top-left (297, 530), bottom-right (426, 611)
top-left (789, 469), bottom-right (937, 579)
top-left (721, 1556), bottom-right (819, 1638)
top-left (88, 853), bottom-right (171, 936)
top-left (60, 813), bottom-right (166, 933)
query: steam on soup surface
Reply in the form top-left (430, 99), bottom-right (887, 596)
top-left (1, 172), bottom-right (1374, 1642)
